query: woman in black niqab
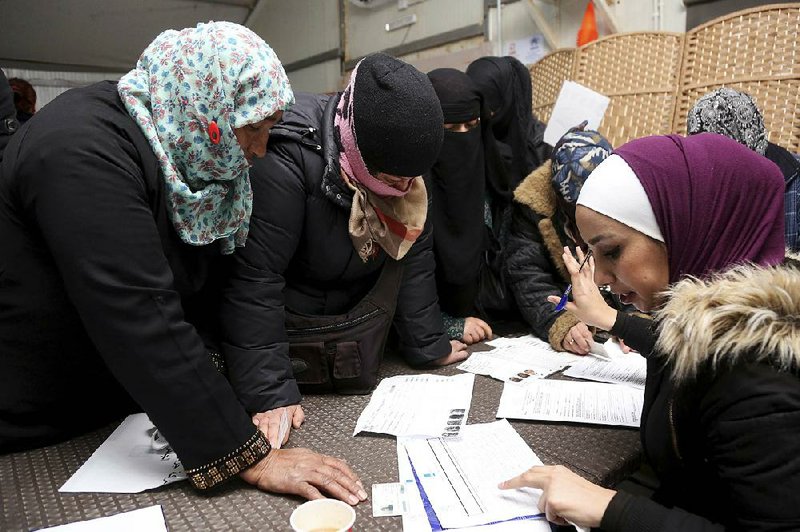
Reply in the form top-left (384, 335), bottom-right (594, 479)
top-left (466, 56), bottom-right (551, 189)
top-left (426, 68), bottom-right (512, 321)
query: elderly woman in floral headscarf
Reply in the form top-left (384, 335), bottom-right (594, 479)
top-left (0, 22), bottom-right (365, 504)
top-left (505, 128), bottom-right (613, 354)
top-left (688, 87), bottom-right (800, 251)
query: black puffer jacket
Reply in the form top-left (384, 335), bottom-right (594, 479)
top-left (220, 92), bottom-right (452, 413)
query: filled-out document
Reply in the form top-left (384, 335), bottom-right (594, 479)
top-left (458, 335), bottom-right (583, 382)
top-left (497, 379), bottom-right (644, 427)
top-left (564, 353), bottom-right (646, 389)
top-left (401, 420), bottom-right (545, 529)
top-left (354, 373), bottom-right (474, 438)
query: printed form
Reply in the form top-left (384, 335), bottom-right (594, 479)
top-left (497, 380), bottom-right (644, 428)
top-left (564, 353), bottom-right (646, 389)
top-left (400, 420), bottom-right (545, 529)
top-left (60, 413), bottom-right (186, 493)
top-left (354, 373), bottom-right (474, 438)
top-left (459, 335), bottom-right (583, 382)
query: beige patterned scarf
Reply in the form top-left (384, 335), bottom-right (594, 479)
top-left (342, 171), bottom-right (428, 262)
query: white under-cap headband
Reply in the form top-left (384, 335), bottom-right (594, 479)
top-left (576, 154), bottom-right (664, 242)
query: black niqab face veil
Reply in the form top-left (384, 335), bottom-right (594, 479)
top-left (466, 56), bottom-right (549, 187)
top-left (427, 69), bottom-right (510, 313)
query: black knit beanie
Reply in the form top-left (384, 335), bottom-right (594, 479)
top-left (353, 53), bottom-right (443, 177)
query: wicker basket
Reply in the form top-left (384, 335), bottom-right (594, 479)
top-left (673, 3), bottom-right (800, 151)
top-left (572, 32), bottom-right (684, 148)
top-left (530, 49), bottom-right (577, 125)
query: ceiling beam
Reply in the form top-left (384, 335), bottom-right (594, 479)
top-left (524, 0), bottom-right (559, 50)
top-left (592, 0), bottom-right (620, 34)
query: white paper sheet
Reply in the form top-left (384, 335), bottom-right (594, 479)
top-left (497, 379), bottom-right (644, 427)
top-left (543, 81), bottom-right (610, 146)
top-left (372, 482), bottom-right (406, 517)
top-left (354, 373), bottom-right (474, 438)
top-left (589, 338), bottom-right (630, 360)
top-left (398, 439), bottom-right (435, 532)
top-left (60, 414), bottom-right (186, 493)
top-left (40, 505), bottom-right (167, 531)
top-left (564, 353), bottom-right (646, 389)
top-left (459, 335), bottom-right (583, 382)
top-left (397, 439), bottom-right (549, 532)
top-left (402, 420), bottom-right (544, 529)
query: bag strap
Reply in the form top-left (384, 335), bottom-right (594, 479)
top-left (285, 256), bottom-right (404, 329)
top-left (362, 256), bottom-right (404, 312)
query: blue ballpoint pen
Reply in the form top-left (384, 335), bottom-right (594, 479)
top-left (553, 249), bottom-right (593, 312)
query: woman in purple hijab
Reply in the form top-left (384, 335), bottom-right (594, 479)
top-left (499, 133), bottom-right (800, 530)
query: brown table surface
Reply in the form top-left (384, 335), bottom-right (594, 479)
top-left (0, 353), bottom-right (641, 531)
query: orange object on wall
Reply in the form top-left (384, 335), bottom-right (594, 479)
top-left (577, 1), bottom-right (599, 46)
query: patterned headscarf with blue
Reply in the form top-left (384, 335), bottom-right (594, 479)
top-left (118, 21), bottom-right (294, 254)
top-left (551, 129), bottom-right (613, 206)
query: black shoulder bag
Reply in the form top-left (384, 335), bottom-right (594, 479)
top-left (285, 258), bottom-right (404, 394)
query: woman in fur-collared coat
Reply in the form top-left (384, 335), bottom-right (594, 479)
top-left (501, 133), bottom-right (800, 531)
top-left (505, 129), bottom-right (612, 354)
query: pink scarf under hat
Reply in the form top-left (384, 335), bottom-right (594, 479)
top-left (335, 60), bottom-right (427, 262)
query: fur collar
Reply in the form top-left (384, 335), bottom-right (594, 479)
top-left (513, 162), bottom-right (556, 217)
top-left (655, 261), bottom-right (800, 382)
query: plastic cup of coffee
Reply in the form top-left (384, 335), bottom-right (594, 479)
top-left (289, 499), bottom-right (356, 532)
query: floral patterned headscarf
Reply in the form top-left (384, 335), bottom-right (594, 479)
top-left (118, 21), bottom-right (294, 254)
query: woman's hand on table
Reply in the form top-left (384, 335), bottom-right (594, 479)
top-left (240, 448), bottom-right (368, 505)
top-left (499, 465), bottom-right (615, 528)
top-left (561, 322), bottom-right (594, 355)
top-left (428, 340), bottom-right (469, 367)
top-left (462, 317), bottom-right (492, 345)
top-left (548, 247), bottom-right (617, 331)
top-left (252, 405), bottom-right (305, 448)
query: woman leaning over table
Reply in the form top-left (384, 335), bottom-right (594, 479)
top-left (501, 133), bottom-right (800, 530)
top-left (0, 22), bottom-right (365, 504)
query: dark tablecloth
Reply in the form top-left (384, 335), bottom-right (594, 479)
top-left (0, 353), bottom-right (641, 531)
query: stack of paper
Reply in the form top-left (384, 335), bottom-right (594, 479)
top-left (497, 379), bottom-right (644, 428)
top-left (398, 420), bottom-right (549, 531)
top-left (458, 335), bottom-right (583, 383)
top-left (354, 374), bottom-right (475, 438)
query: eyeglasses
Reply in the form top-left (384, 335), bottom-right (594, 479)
top-left (553, 250), bottom-right (593, 312)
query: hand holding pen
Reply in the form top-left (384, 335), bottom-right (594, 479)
top-left (547, 247), bottom-right (617, 332)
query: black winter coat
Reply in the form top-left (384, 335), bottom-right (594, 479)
top-left (219, 92), bottom-right (451, 413)
top-left (601, 263), bottom-right (800, 531)
top-left (0, 82), bottom-right (266, 488)
top-left (505, 162), bottom-right (583, 350)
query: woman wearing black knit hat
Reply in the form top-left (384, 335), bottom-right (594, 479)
top-left (218, 53), bottom-right (480, 445)
top-left (467, 56), bottom-right (551, 189)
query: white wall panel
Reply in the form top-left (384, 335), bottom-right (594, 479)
top-left (248, 0), bottom-right (341, 65)
top-left (344, 0), bottom-right (484, 61)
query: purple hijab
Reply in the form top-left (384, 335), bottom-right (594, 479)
top-left (615, 133), bottom-right (785, 283)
